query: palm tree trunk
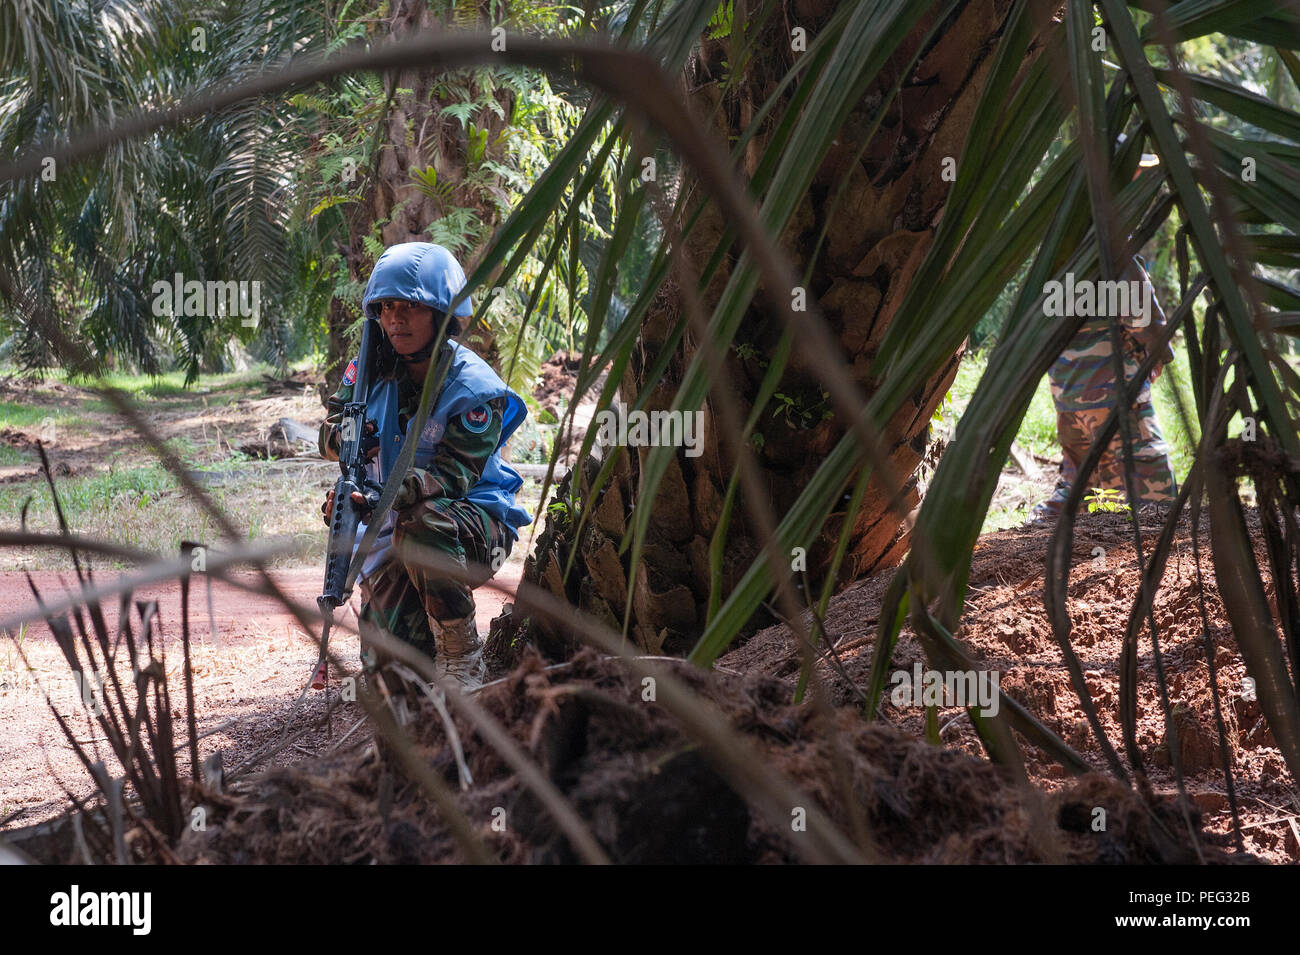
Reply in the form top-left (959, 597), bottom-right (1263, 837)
top-left (323, 0), bottom-right (513, 385)
top-left (514, 0), bottom-right (1039, 658)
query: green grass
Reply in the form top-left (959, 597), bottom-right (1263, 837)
top-left (943, 349), bottom-right (1059, 459)
top-left (0, 460), bottom-right (328, 570)
top-left (43, 366), bottom-right (283, 419)
top-left (0, 460), bottom-right (547, 572)
top-left (0, 360), bottom-right (340, 568)
top-left (0, 400), bottom-right (60, 430)
top-left (0, 358), bottom-right (553, 572)
top-left (0, 445), bottom-right (32, 466)
top-left (56, 366), bottom-right (246, 396)
top-left (0, 400), bottom-right (97, 457)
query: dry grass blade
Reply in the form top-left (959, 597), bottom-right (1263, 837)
top-left (357, 681), bottom-right (496, 866)
top-left (386, 662), bottom-right (474, 790)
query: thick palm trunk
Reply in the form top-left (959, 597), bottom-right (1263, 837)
top-left (324, 0), bottom-right (512, 385)
top-left (510, 0), bottom-right (1035, 659)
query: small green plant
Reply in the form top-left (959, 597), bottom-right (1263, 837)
top-left (931, 394), bottom-right (954, 430)
top-left (1084, 487), bottom-right (1131, 514)
top-left (771, 390), bottom-right (832, 429)
top-left (546, 493), bottom-right (582, 532)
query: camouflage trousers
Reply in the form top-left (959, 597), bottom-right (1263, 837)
top-left (1038, 386), bottom-right (1177, 516)
top-left (357, 497), bottom-right (512, 669)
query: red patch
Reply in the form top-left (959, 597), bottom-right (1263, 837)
top-left (342, 359), bottom-right (357, 386)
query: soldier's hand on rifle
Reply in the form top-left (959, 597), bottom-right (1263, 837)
top-left (329, 418), bottom-right (380, 460)
top-left (321, 487), bottom-right (369, 524)
top-left (361, 419), bottom-right (380, 461)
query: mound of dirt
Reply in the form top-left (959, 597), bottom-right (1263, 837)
top-left (532, 351), bottom-right (583, 420)
top-left (527, 351), bottom-right (610, 468)
top-left (173, 650), bottom-right (1239, 865)
top-left (10, 503), bottom-right (1290, 864)
top-left (0, 427), bottom-right (40, 452)
top-left (720, 507), bottom-right (1298, 862)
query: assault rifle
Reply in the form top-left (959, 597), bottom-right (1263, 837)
top-left (310, 319), bottom-right (382, 690)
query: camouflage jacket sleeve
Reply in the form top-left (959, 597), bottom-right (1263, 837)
top-left (1126, 258), bottom-right (1174, 367)
top-left (396, 397), bottom-right (507, 505)
top-left (318, 371), bottom-right (357, 462)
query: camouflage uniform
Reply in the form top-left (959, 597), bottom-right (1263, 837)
top-left (1034, 257), bottom-right (1177, 518)
top-left (319, 347), bottom-right (513, 670)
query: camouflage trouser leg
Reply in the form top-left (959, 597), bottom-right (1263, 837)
top-left (1042, 392), bottom-right (1177, 513)
top-left (357, 498), bottom-right (512, 670)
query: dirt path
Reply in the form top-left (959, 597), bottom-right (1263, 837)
top-left (0, 566), bottom-right (520, 830)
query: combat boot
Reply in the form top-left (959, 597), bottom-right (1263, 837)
top-left (432, 615), bottom-right (487, 691)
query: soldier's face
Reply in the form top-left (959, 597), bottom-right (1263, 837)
top-left (378, 299), bottom-right (436, 355)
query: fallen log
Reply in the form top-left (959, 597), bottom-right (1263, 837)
top-left (278, 417), bottom-right (320, 446)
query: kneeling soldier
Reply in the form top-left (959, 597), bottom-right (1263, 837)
top-left (320, 242), bottom-right (531, 690)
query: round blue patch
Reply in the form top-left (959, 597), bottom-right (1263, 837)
top-left (461, 405), bottom-right (492, 434)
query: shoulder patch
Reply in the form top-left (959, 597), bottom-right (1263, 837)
top-left (342, 359), bottom-right (358, 386)
top-left (461, 404), bottom-right (493, 434)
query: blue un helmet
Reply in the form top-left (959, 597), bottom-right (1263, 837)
top-left (362, 242), bottom-right (474, 326)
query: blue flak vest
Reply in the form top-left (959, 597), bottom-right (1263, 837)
top-left (353, 340), bottom-right (532, 579)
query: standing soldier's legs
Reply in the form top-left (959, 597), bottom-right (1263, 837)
top-left (1093, 394), bottom-right (1177, 501)
top-left (1037, 391), bottom-right (1175, 518)
top-left (1034, 404), bottom-right (1106, 518)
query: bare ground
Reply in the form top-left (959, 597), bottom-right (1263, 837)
top-left (0, 364), bottom-right (561, 837)
top-left (0, 566), bottom-right (520, 831)
top-left (720, 508), bottom-right (1300, 863)
top-left (0, 371), bottom-right (326, 483)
